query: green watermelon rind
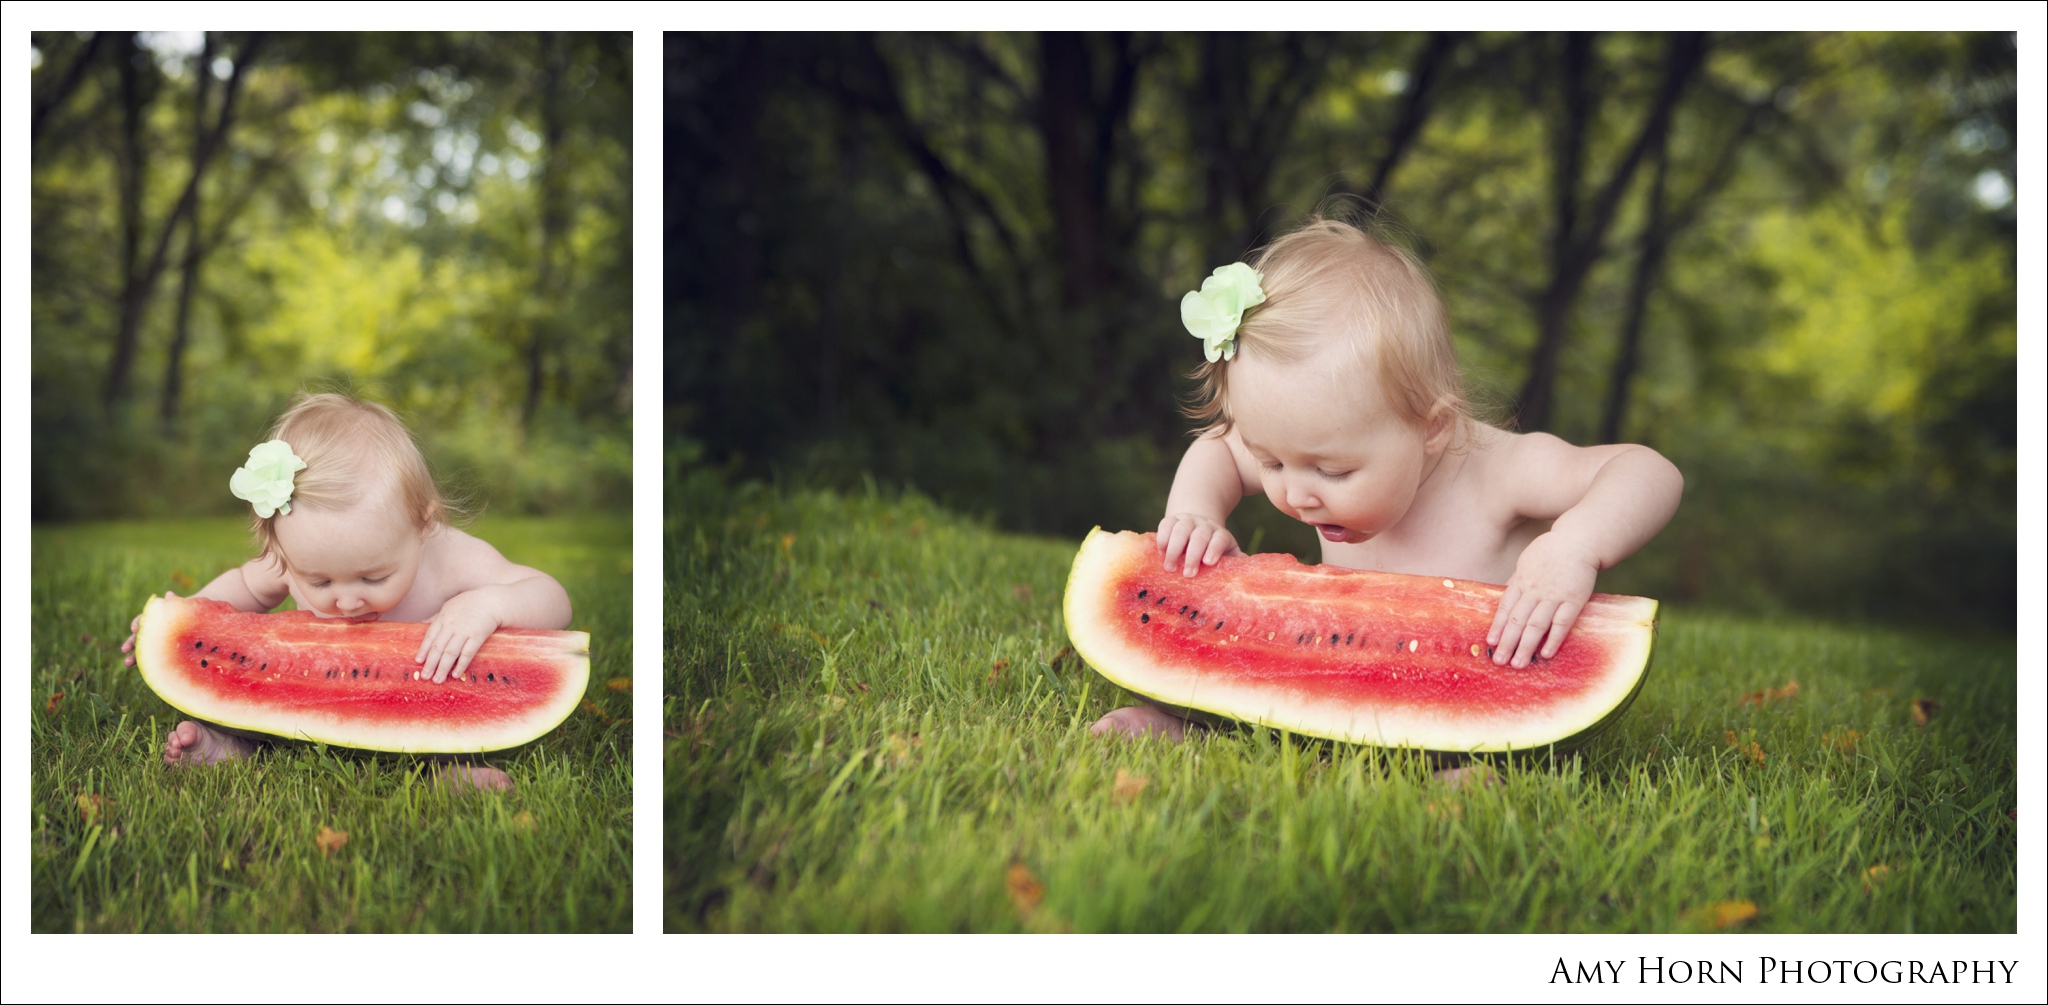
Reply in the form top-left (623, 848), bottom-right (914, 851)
top-left (134, 593), bottom-right (591, 754)
top-left (1064, 527), bottom-right (1657, 755)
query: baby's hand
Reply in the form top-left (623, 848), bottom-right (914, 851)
top-left (1487, 533), bottom-right (1600, 669)
top-left (415, 589), bottom-right (505, 684)
top-left (1156, 512), bottom-right (1241, 577)
top-left (119, 591), bottom-right (177, 667)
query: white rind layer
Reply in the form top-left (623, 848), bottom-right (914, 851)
top-left (135, 595), bottom-right (591, 753)
top-left (1064, 528), bottom-right (1656, 752)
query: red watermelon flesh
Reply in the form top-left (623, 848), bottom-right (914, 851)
top-left (133, 594), bottom-right (590, 753)
top-left (1063, 529), bottom-right (1656, 751)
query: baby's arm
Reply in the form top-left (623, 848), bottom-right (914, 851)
top-left (1157, 430), bottom-right (1265, 576)
top-left (1485, 435), bottom-right (1683, 668)
top-left (415, 531), bottom-right (573, 683)
top-left (121, 559), bottom-right (291, 666)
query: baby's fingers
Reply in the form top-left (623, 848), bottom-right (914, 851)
top-left (1538, 601), bottom-right (1583, 660)
top-left (414, 620), bottom-right (440, 663)
top-left (1201, 528), bottom-right (1236, 568)
top-left (451, 634), bottom-right (487, 680)
top-left (1182, 525), bottom-right (1219, 576)
top-left (1487, 586), bottom-right (1523, 654)
top-left (1161, 520), bottom-right (1195, 572)
top-left (1509, 599), bottom-right (1559, 668)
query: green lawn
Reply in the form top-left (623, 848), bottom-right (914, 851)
top-left (665, 478), bottom-right (2016, 932)
top-left (29, 514), bottom-right (633, 933)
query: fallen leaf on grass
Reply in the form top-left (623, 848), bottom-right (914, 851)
top-left (780, 532), bottom-right (796, 556)
top-left (986, 658), bottom-right (1012, 683)
top-left (75, 793), bottom-right (109, 822)
top-left (511, 811), bottom-right (537, 833)
top-left (1005, 861), bottom-right (1045, 916)
top-left (79, 632), bottom-right (95, 645)
top-left (1687, 899), bottom-right (1759, 929)
top-left (45, 692), bottom-right (64, 714)
top-left (315, 826), bottom-right (349, 857)
top-left (1425, 798), bottom-right (1463, 821)
top-left (1824, 729), bottom-right (1861, 752)
top-left (1742, 680), bottom-right (1801, 706)
top-left (581, 700), bottom-right (612, 722)
top-left (882, 732), bottom-right (922, 768)
top-left (1910, 699), bottom-right (1941, 727)
top-left (1112, 768), bottom-right (1150, 803)
top-left (1010, 583), bottom-right (1034, 602)
top-left (170, 569), bottom-right (197, 593)
top-left (606, 677), bottom-right (632, 694)
top-left (1863, 863), bottom-right (1890, 892)
top-left (1725, 731), bottom-right (1766, 766)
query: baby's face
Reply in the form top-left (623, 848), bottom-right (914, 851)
top-left (272, 490), bottom-right (424, 620)
top-left (1229, 349), bottom-right (1441, 545)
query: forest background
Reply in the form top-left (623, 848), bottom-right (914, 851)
top-left (668, 30), bottom-right (2017, 632)
top-left (30, 31), bottom-right (634, 520)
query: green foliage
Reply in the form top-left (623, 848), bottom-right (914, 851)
top-left (31, 31), bottom-right (631, 520)
top-left (667, 31), bottom-right (2014, 629)
top-left (667, 479), bottom-right (2014, 932)
top-left (30, 515), bottom-right (632, 932)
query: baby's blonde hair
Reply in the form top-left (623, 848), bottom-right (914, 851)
top-left (1186, 215), bottom-right (1472, 440)
top-left (249, 391), bottom-right (456, 571)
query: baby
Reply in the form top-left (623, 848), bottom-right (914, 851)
top-left (1094, 217), bottom-right (1683, 740)
top-left (120, 392), bottom-right (574, 789)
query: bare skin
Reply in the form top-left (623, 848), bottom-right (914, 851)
top-left (1096, 341), bottom-right (1682, 743)
top-left (122, 475), bottom-right (572, 787)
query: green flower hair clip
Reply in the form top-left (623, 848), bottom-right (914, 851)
top-left (229, 439), bottom-right (307, 519)
top-left (1180, 262), bottom-right (1267, 362)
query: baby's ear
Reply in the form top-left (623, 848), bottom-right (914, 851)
top-left (1423, 398), bottom-right (1457, 452)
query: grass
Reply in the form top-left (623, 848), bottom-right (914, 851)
top-left (29, 514), bottom-right (633, 933)
top-left (665, 477), bottom-right (2017, 933)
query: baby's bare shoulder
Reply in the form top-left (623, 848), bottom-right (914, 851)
top-left (422, 526), bottom-right (529, 587)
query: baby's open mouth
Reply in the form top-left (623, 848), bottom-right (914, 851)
top-left (1312, 523), bottom-right (1368, 544)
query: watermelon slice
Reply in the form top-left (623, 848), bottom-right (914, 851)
top-left (1063, 529), bottom-right (1657, 752)
top-left (133, 594), bottom-right (591, 753)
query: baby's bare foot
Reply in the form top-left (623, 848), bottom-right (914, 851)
top-left (433, 764), bottom-right (515, 794)
top-left (163, 720), bottom-right (258, 767)
top-left (1090, 705), bottom-right (1191, 742)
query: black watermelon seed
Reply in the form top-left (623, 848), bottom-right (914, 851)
top-left (210, 646), bottom-right (218, 653)
top-left (1179, 605), bottom-right (1188, 615)
top-left (193, 642), bottom-right (202, 649)
top-left (351, 668), bottom-right (358, 678)
top-left (1215, 620), bottom-right (1224, 630)
top-left (1156, 597), bottom-right (1165, 605)
top-left (487, 673), bottom-right (496, 681)
top-left (1138, 589), bottom-right (1148, 598)
top-left (261, 663), bottom-right (266, 670)
top-left (1140, 613), bottom-right (1150, 623)
top-left (1346, 633), bottom-right (1354, 644)
top-left (200, 659), bottom-right (207, 666)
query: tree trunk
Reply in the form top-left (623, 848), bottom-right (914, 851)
top-left (31, 32), bottom-right (105, 146)
top-left (105, 33), bottom-right (146, 410)
top-left (1037, 32), bottom-right (1107, 309)
top-left (105, 32), bottom-right (261, 413)
top-left (1516, 32), bottom-right (1702, 434)
top-left (1600, 137), bottom-right (1669, 445)
top-left (526, 31), bottom-right (570, 430)
top-left (1358, 32), bottom-right (1463, 209)
top-left (163, 33), bottom-right (215, 425)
